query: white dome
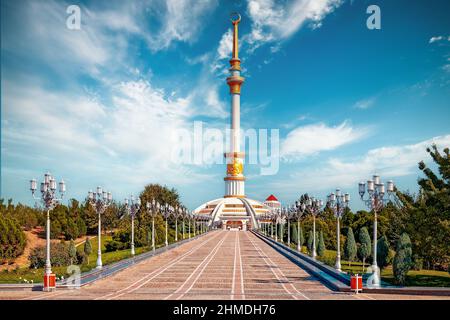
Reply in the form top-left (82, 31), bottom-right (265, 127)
top-left (193, 197), bottom-right (270, 230)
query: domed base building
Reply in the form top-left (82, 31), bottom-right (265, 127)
top-left (194, 197), bottom-right (269, 231)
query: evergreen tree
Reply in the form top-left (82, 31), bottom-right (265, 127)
top-left (68, 239), bottom-right (77, 265)
top-left (344, 227), bottom-right (357, 267)
top-left (358, 227), bottom-right (371, 272)
top-left (291, 223), bottom-right (297, 245)
top-left (306, 231), bottom-right (313, 254)
top-left (393, 232), bottom-right (413, 285)
top-left (83, 237), bottom-right (92, 264)
top-left (298, 225), bottom-right (304, 247)
top-left (317, 230), bottom-right (326, 256)
top-left (376, 235), bottom-right (392, 271)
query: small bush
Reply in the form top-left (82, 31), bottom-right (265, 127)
top-left (411, 254), bottom-right (423, 271)
top-left (28, 242), bottom-right (71, 268)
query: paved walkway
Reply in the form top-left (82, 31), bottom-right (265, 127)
top-left (1, 231), bottom-right (448, 300)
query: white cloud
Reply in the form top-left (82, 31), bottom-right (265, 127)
top-left (280, 121), bottom-right (369, 159)
top-left (146, 0), bottom-right (218, 51)
top-left (245, 0), bottom-right (342, 51)
top-left (278, 134), bottom-right (450, 193)
top-left (217, 29), bottom-right (233, 60)
top-left (429, 35), bottom-right (450, 44)
top-left (354, 97), bottom-right (376, 110)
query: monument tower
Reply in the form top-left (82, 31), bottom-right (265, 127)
top-left (193, 14), bottom-right (270, 230)
top-left (224, 13), bottom-right (245, 198)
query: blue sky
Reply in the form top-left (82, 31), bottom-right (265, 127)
top-left (1, 0), bottom-right (449, 211)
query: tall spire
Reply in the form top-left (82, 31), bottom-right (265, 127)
top-left (224, 13), bottom-right (245, 198)
top-left (231, 12), bottom-right (241, 68)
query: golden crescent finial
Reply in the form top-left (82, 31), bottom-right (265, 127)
top-left (230, 12), bottom-right (241, 25)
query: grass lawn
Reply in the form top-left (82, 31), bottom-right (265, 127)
top-left (271, 236), bottom-right (450, 288)
top-left (0, 234), bottom-right (151, 284)
top-left (316, 248), bottom-right (450, 287)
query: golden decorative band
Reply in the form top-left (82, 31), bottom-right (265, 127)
top-left (224, 176), bottom-right (246, 181)
top-left (229, 58), bottom-right (241, 70)
top-left (224, 195), bottom-right (246, 198)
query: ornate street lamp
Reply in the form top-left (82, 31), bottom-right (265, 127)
top-left (187, 210), bottom-right (192, 238)
top-left (293, 200), bottom-right (306, 252)
top-left (305, 196), bottom-right (323, 260)
top-left (327, 189), bottom-right (350, 272)
top-left (173, 206), bottom-right (184, 242)
top-left (87, 187), bottom-right (112, 269)
top-left (192, 212), bottom-right (196, 237)
top-left (181, 207), bottom-right (187, 240)
top-left (272, 208), bottom-right (282, 242)
top-left (125, 195), bottom-right (141, 256)
top-left (145, 199), bottom-right (160, 253)
top-left (161, 204), bottom-right (174, 247)
top-left (359, 175), bottom-right (394, 286)
top-left (30, 172), bottom-right (65, 291)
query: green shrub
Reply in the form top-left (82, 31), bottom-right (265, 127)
top-left (68, 240), bottom-right (77, 265)
top-left (306, 231), bottom-right (313, 254)
top-left (411, 254), bottom-right (423, 271)
top-left (28, 243), bottom-right (71, 268)
top-left (344, 227), bottom-right (357, 267)
top-left (317, 231), bottom-right (326, 256)
top-left (105, 240), bottom-right (127, 252)
top-left (83, 238), bottom-right (92, 264)
top-left (393, 232), bottom-right (413, 285)
top-left (358, 227), bottom-right (371, 271)
top-left (376, 235), bottom-right (391, 271)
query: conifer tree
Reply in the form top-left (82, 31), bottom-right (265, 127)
top-left (358, 227), bottom-right (371, 272)
top-left (317, 230), bottom-right (326, 257)
top-left (393, 232), bottom-right (413, 285)
top-left (68, 239), bottom-right (77, 265)
top-left (307, 230), bottom-right (313, 254)
top-left (83, 237), bottom-right (92, 264)
top-left (344, 227), bottom-right (357, 267)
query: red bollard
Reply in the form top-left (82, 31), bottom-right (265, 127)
top-left (43, 273), bottom-right (56, 292)
top-left (350, 274), bottom-right (363, 294)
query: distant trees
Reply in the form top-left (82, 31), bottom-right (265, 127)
top-left (393, 233), bottom-right (413, 285)
top-left (344, 227), bottom-right (357, 267)
top-left (0, 215), bottom-right (26, 263)
top-left (394, 145), bottom-right (449, 270)
top-left (358, 227), bottom-right (371, 272)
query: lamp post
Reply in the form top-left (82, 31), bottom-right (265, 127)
top-left (125, 195), bottom-right (141, 256)
top-left (181, 207), bottom-right (187, 240)
top-left (30, 172), bottom-right (65, 291)
top-left (286, 205), bottom-right (297, 247)
top-left (161, 204), bottom-right (174, 247)
top-left (146, 199), bottom-right (160, 253)
top-left (305, 196), bottom-right (323, 260)
top-left (327, 189), bottom-right (350, 272)
top-left (293, 200), bottom-right (306, 252)
top-left (188, 211), bottom-right (192, 238)
top-left (88, 187), bottom-right (112, 269)
top-left (272, 208), bottom-right (282, 242)
top-left (359, 175), bottom-right (394, 286)
top-left (192, 213), bottom-right (196, 237)
top-left (174, 206), bottom-right (184, 242)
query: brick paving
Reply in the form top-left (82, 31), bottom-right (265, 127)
top-left (1, 230), bottom-right (449, 300)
